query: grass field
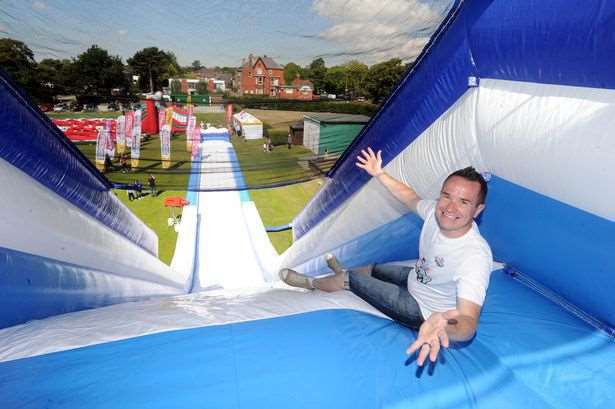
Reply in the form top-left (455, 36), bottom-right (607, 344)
top-left (114, 189), bottom-right (187, 264)
top-left (48, 109), bottom-right (323, 262)
top-left (250, 179), bottom-right (323, 253)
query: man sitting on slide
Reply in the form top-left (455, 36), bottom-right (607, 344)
top-left (280, 147), bottom-right (493, 366)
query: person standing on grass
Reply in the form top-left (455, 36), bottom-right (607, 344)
top-left (279, 147), bottom-right (493, 367)
top-left (148, 174), bottom-right (157, 197)
top-left (287, 132), bottom-right (292, 149)
top-left (134, 180), bottom-right (143, 199)
top-left (127, 187), bottom-right (135, 201)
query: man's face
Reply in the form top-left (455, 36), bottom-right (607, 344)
top-left (435, 176), bottom-right (485, 238)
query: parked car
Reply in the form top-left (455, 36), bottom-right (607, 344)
top-left (84, 103), bottom-right (97, 112)
top-left (38, 103), bottom-right (53, 112)
top-left (53, 103), bottom-right (69, 112)
top-left (107, 102), bottom-right (119, 111)
top-left (70, 102), bottom-right (83, 112)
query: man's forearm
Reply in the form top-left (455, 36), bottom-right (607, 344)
top-left (445, 315), bottom-right (477, 342)
top-left (375, 171), bottom-right (420, 210)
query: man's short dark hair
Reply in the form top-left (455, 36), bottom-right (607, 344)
top-left (444, 167), bottom-right (488, 204)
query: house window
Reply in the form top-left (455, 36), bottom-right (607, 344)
top-left (248, 71), bottom-right (252, 77)
top-left (268, 70), bottom-right (272, 75)
top-left (256, 76), bottom-right (263, 85)
top-left (271, 77), bottom-right (279, 86)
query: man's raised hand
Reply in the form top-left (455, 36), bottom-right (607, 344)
top-left (356, 147), bottom-right (383, 177)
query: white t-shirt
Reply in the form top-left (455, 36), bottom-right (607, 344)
top-left (407, 200), bottom-right (493, 319)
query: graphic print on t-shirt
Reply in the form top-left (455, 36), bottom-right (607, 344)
top-left (414, 257), bottom-right (432, 284)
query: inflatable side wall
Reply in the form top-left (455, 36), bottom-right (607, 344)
top-left (282, 0), bottom-right (615, 329)
top-left (0, 69), bottom-right (190, 329)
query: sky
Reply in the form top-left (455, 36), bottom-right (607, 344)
top-left (1, 0), bottom-right (453, 67)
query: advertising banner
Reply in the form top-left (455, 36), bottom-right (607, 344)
top-left (141, 99), bottom-right (159, 135)
top-left (95, 128), bottom-right (106, 171)
top-left (131, 110), bottom-right (142, 168)
top-left (171, 106), bottom-right (188, 134)
top-left (186, 115), bottom-right (196, 152)
top-left (191, 126), bottom-right (200, 159)
top-left (125, 110), bottom-right (134, 147)
top-left (116, 115), bottom-right (126, 154)
top-left (160, 124), bottom-right (172, 169)
top-left (103, 119), bottom-right (115, 159)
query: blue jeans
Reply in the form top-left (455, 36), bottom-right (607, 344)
top-left (348, 264), bottom-right (424, 330)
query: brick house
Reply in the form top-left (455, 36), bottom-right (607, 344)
top-left (279, 75), bottom-right (314, 100)
top-left (239, 54), bottom-right (285, 96)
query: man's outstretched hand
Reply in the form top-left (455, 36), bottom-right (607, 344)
top-left (406, 309), bottom-right (460, 366)
top-left (356, 147), bottom-right (383, 177)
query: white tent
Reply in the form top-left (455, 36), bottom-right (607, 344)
top-left (232, 111), bottom-right (263, 139)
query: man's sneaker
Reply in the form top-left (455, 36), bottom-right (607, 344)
top-left (325, 253), bottom-right (345, 275)
top-left (279, 268), bottom-right (314, 290)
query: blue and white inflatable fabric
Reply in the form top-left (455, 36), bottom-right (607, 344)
top-left (0, 1), bottom-right (614, 408)
top-left (285, 0), bottom-right (615, 329)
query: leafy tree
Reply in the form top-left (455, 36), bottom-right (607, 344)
top-left (0, 38), bottom-right (40, 99)
top-left (196, 81), bottom-right (209, 95)
top-left (344, 60), bottom-right (369, 98)
top-left (305, 58), bottom-right (327, 94)
top-left (283, 62), bottom-right (303, 84)
top-left (170, 79), bottom-right (182, 94)
top-left (191, 60), bottom-right (202, 70)
top-left (72, 45), bottom-right (127, 96)
top-left (38, 58), bottom-right (75, 98)
top-left (322, 65), bottom-right (346, 95)
top-left (365, 58), bottom-right (407, 103)
top-left (127, 47), bottom-right (180, 93)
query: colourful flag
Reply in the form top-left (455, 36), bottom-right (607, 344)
top-left (171, 106), bottom-right (188, 134)
top-left (125, 110), bottom-right (134, 147)
top-left (186, 115), bottom-right (196, 152)
top-left (141, 99), bottom-right (159, 135)
top-left (158, 108), bottom-right (166, 135)
top-left (131, 110), bottom-right (142, 168)
top-left (225, 104), bottom-right (233, 128)
top-left (95, 128), bottom-right (106, 171)
top-left (160, 124), bottom-right (171, 169)
top-left (116, 115), bottom-right (126, 154)
top-left (103, 119), bottom-right (115, 159)
top-left (191, 126), bottom-right (200, 159)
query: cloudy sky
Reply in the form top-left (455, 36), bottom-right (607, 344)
top-left (1, 0), bottom-right (453, 67)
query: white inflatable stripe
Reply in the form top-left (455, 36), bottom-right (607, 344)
top-left (0, 158), bottom-right (182, 288)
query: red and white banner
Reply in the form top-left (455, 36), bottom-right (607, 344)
top-left (171, 106), bottom-right (188, 134)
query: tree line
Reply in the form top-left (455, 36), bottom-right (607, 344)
top-left (0, 38), bottom-right (182, 103)
top-left (283, 57), bottom-right (411, 103)
top-left (0, 37), bottom-right (411, 104)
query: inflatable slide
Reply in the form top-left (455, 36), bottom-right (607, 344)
top-left (1, 1), bottom-right (614, 408)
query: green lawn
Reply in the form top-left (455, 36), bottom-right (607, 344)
top-left (231, 134), bottom-right (319, 187)
top-left (48, 110), bottom-right (322, 261)
top-left (250, 179), bottom-right (323, 253)
top-left (114, 189), bottom-right (186, 265)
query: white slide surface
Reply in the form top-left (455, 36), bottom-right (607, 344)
top-left (188, 131), bottom-right (279, 292)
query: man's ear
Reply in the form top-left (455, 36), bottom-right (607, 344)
top-left (473, 203), bottom-right (485, 218)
